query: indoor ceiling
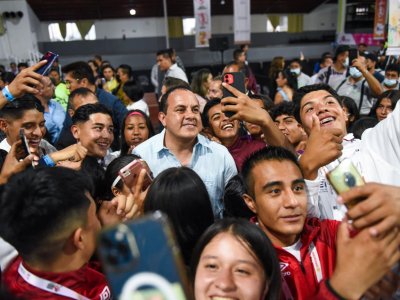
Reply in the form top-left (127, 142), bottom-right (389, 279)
top-left (26, 0), bottom-right (335, 21)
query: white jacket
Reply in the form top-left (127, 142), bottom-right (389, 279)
top-left (306, 103), bottom-right (400, 220)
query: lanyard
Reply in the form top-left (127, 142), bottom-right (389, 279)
top-left (281, 242), bottom-right (323, 299)
top-left (18, 262), bottom-right (91, 300)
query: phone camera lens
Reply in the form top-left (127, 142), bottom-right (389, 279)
top-left (343, 172), bottom-right (356, 187)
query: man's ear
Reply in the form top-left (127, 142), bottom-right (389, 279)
top-left (0, 118), bottom-right (9, 133)
top-left (158, 112), bottom-right (166, 127)
top-left (68, 109), bottom-right (75, 118)
top-left (71, 227), bottom-right (85, 251)
top-left (111, 186), bottom-right (121, 197)
top-left (243, 193), bottom-right (257, 214)
top-left (71, 124), bottom-right (80, 140)
top-left (80, 78), bottom-right (89, 88)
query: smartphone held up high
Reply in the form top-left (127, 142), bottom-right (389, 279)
top-left (35, 51), bottom-right (59, 76)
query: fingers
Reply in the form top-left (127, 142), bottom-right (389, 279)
top-left (311, 114), bottom-right (321, 132)
top-left (30, 60), bottom-right (48, 72)
top-left (133, 168), bottom-right (147, 195)
top-left (368, 216), bottom-right (398, 237)
top-left (111, 195), bottom-right (127, 216)
top-left (336, 221), bottom-right (351, 244)
top-left (221, 82), bottom-right (245, 97)
top-left (338, 183), bottom-right (377, 207)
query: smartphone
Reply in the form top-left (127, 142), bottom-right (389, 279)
top-left (119, 159), bottom-right (153, 192)
top-left (348, 48), bottom-right (358, 64)
top-left (327, 159), bottom-right (365, 209)
top-left (35, 51), bottom-right (59, 76)
top-left (97, 212), bottom-right (191, 300)
top-left (19, 128), bottom-right (31, 158)
top-left (222, 72), bottom-right (246, 117)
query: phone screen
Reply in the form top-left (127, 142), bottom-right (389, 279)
top-left (35, 51), bottom-right (59, 75)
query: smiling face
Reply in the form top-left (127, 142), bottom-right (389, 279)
top-left (102, 67), bottom-right (114, 81)
top-left (159, 89), bottom-right (201, 144)
top-left (72, 113), bottom-right (114, 158)
top-left (124, 114), bottom-right (150, 148)
top-left (207, 103), bottom-right (239, 147)
top-left (299, 89), bottom-right (347, 136)
top-left (1, 109), bottom-right (46, 153)
top-left (274, 114), bottom-right (305, 146)
top-left (194, 232), bottom-right (267, 300)
top-left (244, 159), bottom-right (307, 247)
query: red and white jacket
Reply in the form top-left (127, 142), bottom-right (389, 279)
top-left (275, 218), bottom-right (341, 300)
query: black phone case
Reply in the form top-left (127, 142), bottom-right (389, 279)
top-left (222, 72), bottom-right (246, 117)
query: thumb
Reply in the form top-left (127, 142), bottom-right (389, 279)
top-left (311, 114), bottom-right (320, 132)
top-left (14, 155), bottom-right (34, 174)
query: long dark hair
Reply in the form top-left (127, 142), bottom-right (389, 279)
top-left (144, 167), bottom-right (214, 265)
top-left (190, 218), bottom-right (281, 300)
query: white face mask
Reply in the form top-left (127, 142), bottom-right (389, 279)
top-left (290, 68), bottom-right (301, 75)
top-left (343, 57), bottom-right (349, 68)
top-left (349, 66), bottom-right (362, 78)
top-left (383, 78), bottom-right (398, 87)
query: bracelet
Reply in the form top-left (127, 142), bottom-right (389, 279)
top-left (2, 85), bottom-right (15, 102)
top-left (42, 154), bottom-right (56, 167)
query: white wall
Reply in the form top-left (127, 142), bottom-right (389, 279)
top-left (303, 3), bottom-right (337, 31)
top-left (0, 0), bottom-right (40, 63)
top-left (36, 3), bottom-right (337, 42)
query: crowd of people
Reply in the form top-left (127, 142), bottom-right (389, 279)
top-left (0, 42), bottom-right (399, 300)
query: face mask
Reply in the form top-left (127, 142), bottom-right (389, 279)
top-left (290, 68), bottom-right (301, 75)
top-left (383, 78), bottom-right (398, 87)
top-left (343, 57), bottom-right (349, 68)
top-left (349, 67), bottom-right (362, 78)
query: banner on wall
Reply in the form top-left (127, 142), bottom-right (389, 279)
top-left (337, 33), bottom-right (382, 46)
top-left (373, 0), bottom-right (387, 39)
top-left (234, 0), bottom-right (251, 44)
top-left (193, 0), bottom-right (211, 48)
top-left (387, 0), bottom-right (400, 55)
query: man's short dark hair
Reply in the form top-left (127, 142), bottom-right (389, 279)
top-left (385, 64), bottom-right (400, 76)
top-left (159, 85), bottom-right (192, 113)
top-left (292, 84), bottom-right (342, 124)
top-left (366, 53), bottom-right (378, 63)
top-left (62, 61), bottom-right (95, 85)
top-left (248, 94), bottom-right (274, 111)
top-left (202, 98), bottom-right (221, 128)
top-left (122, 80), bottom-right (144, 102)
top-left (242, 146), bottom-right (301, 198)
top-left (334, 45), bottom-right (350, 61)
top-left (156, 49), bottom-right (172, 59)
top-left (270, 102), bottom-right (297, 121)
top-left (72, 103), bottom-right (112, 125)
top-left (0, 167), bottom-right (93, 263)
top-left (17, 62), bottom-right (28, 68)
top-left (117, 64), bottom-right (132, 78)
top-left (233, 49), bottom-right (244, 61)
top-left (68, 87), bottom-right (97, 110)
top-left (0, 96), bottom-right (44, 120)
top-left (290, 58), bottom-right (302, 66)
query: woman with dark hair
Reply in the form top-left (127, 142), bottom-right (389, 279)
top-left (191, 218), bottom-right (281, 300)
top-left (144, 167), bottom-right (214, 266)
top-left (274, 69), bottom-right (297, 104)
top-left (369, 90), bottom-right (400, 121)
top-left (341, 96), bottom-right (360, 131)
top-left (120, 110), bottom-right (155, 156)
top-left (122, 80), bottom-right (149, 116)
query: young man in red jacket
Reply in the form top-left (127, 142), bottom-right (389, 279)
top-left (242, 146), bottom-right (400, 300)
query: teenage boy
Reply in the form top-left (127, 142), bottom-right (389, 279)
top-left (242, 146), bottom-right (400, 300)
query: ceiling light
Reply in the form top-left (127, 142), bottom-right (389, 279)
top-left (129, 9), bottom-right (136, 16)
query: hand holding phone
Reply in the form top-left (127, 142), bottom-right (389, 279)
top-left (35, 51), bottom-right (59, 76)
top-left (327, 159), bottom-right (365, 209)
top-left (222, 72), bottom-right (246, 117)
top-left (19, 128), bottom-right (31, 158)
top-left (97, 212), bottom-right (190, 300)
top-left (119, 159), bottom-right (153, 192)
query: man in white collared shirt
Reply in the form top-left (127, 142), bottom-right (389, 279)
top-left (156, 49), bottom-right (188, 83)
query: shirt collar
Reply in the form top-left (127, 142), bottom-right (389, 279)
top-left (154, 129), bottom-right (211, 153)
